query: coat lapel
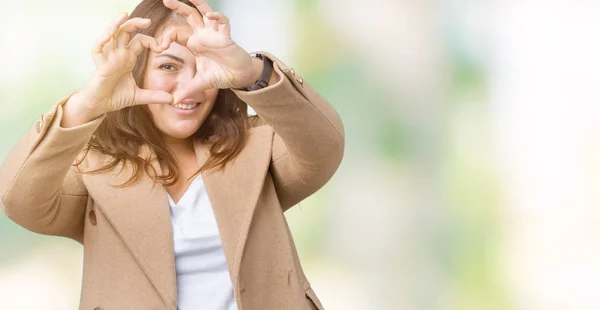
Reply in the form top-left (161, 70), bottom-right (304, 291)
top-left (81, 125), bottom-right (273, 307)
top-left (197, 125), bottom-right (273, 284)
top-left (81, 151), bottom-right (178, 309)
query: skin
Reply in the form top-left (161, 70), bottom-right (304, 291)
top-left (143, 27), bottom-right (218, 201)
top-left (144, 23), bottom-right (219, 151)
top-left (61, 0), bottom-right (278, 201)
top-left (144, 27), bottom-right (219, 202)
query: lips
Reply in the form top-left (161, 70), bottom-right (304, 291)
top-left (174, 98), bottom-right (199, 105)
top-left (170, 98), bottom-right (200, 115)
top-left (173, 102), bottom-right (198, 110)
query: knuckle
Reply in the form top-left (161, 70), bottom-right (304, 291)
top-left (131, 33), bottom-right (142, 41)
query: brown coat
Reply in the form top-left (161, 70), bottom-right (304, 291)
top-left (0, 52), bottom-right (344, 310)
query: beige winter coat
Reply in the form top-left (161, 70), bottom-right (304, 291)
top-left (0, 52), bottom-right (344, 309)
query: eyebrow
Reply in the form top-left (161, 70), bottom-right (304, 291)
top-left (156, 54), bottom-right (184, 63)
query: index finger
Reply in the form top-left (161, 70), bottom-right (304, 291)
top-left (159, 26), bottom-right (192, 50)
top-left (91, 12), bottom-right (128, 56)
top-left (162, 0), bottom-right (204, 27)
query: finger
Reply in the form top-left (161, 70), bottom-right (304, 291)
top-left (128, 34), bottom-right (163, 56)
top-left (162, 0), bottom-right (205, 28)
top-left (188, 0), bottom-right (217, 30)
top-left (135, 88), bottom-right (173, 106)
top-left (175, 76), bottom-right (217, 102)
top-left (160, 27), bottom-right (192, 50)
top-left (91, 12), bottom-right (128, 61)
top-left (106, 12), bottom-right (129, 36)
top-left (205, 11), bottom-right (230, 32)
top-left (91, 33), bottom-right (113, 66)
top-left (116, 18), bottom-right (152, 48)
top-left (205, 12), bottom-right (229, 24)
top-left (203, 12), bottom-right (219, 32)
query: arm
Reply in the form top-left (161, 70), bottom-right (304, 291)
top-left (143, 2), bottom-right (345, 210)
top-left (0, 13), bottom-right (174, 242)
top-left (233, 52), bottom-right (345, 211)
top-left (0, 93), bottom-right (105, 242)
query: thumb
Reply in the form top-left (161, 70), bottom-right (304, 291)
top-left (172, 84), bottom-right (207, 105)
top-left (134, 89), bottom-right (173, 106)
top-left (175, 76), bottom-right (222, 102)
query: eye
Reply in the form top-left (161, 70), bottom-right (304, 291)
top-left (159, 64), bottom-right (178, 71)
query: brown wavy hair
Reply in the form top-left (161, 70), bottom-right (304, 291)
top-left (79, 0), bottom-right (249, 187)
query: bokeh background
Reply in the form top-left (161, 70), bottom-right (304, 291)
top-left (2, 0), bottom-right (600, 309)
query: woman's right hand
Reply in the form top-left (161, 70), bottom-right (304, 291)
top-left (62, 13), bottom-right (173, 127)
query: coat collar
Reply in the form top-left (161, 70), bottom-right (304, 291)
top-left (81, 125), bottom-right (273, 308)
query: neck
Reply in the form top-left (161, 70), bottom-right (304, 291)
top-left (160, 135), bottom-right (200, 178)
top-left (163, 135), bottom-right (194, 154)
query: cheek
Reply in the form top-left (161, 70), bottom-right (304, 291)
top-left (144, 72), bottom-right (176, 91)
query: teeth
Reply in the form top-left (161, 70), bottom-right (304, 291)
top-left (174, 103), bottom-right (198, 110)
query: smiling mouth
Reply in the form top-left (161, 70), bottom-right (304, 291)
top-left (172, 102), bottom-right (199, 110)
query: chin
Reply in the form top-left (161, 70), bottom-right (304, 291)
top-left (160, 122), bottom-right (203, 140)
top-left (165, 131), bottom-right (196, 140)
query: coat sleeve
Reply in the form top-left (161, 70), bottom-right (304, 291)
top-left (233, 52), bottom-right (345, 211)
top-left (0, 92), bottom-right (105, 242)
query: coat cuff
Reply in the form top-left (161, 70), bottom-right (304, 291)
top-left (32, 91), bottom-right (105, 154)
top-left (231, 51), bottom-right (310, 109)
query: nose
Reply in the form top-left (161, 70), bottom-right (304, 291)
top-left (173, 67), bottom-right (199, 99)
top-left (176, 66), bottom-right (196, 88)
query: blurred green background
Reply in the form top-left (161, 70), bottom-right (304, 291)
top-left (3, 0), bottom-right (600, 309)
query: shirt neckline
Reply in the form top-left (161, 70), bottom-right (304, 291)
top-left (167, 174), bottom-right (203, 206)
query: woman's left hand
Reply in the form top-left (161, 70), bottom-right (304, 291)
top-left (161, 0), bottom-right (261, 100)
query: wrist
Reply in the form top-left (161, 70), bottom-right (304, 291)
top-left (236, 57), bottom-right (264, 90)
top-left (60, 92), bottom-right (104, 128)
top-left (244, 54), bottom-right (275, 91)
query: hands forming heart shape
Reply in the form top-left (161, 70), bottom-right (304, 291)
top-left (80, 0), bottom-right (259, 116)
top-left (159, 0), bottom-right (259, 94)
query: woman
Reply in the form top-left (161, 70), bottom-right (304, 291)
top-left (0, 0), bottom-right (343, 309)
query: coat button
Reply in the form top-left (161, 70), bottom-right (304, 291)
top-left (89, 210), bottom-right (97, 226)
top-left (295, 76), bottom-right (304, 86)
top-left (290, 68), bottom-right (296, 76)
top-left (35, 116), bottom-right (44, 133)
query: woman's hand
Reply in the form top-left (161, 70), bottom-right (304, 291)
top-left (160, 0), bottom-right (262, 101)
top-left (75, 13), bottom-right (173, 119)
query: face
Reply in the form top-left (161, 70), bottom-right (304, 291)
top-left (143, 23), bottom-right (218, 143)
